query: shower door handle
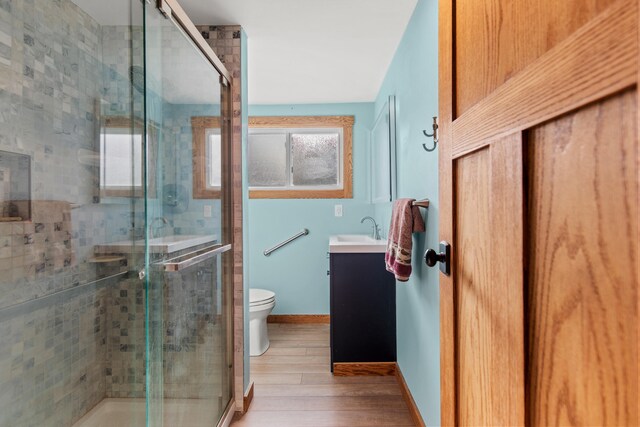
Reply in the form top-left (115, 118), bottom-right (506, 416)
top-left (162, 244), bottom-right (232, 272)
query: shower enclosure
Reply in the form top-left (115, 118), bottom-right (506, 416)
top-left (0, 0), bottom-right (234, 426)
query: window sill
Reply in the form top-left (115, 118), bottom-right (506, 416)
top-left (249, 188), bottom-right (352, 199)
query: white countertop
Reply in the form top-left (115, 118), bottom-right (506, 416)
top-left (329, 234), bottom-right (387, 253)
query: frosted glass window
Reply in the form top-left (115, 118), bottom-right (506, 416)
top-left (291, 133), bottom-right (339, 186)
top-left (100, 132), bottom-right (143, 188)
top-left (248, 133), bottom-right (288, 186)
top-left (247, 118), bottom-right (352, 198)
top-left (206, 131), bottom-right (221, 188)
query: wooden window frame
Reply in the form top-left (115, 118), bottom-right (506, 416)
top-left (192, 116), bottom-right (223, 199)
top-left (100, 116), bottom-right (157, 199)
top-left (248, 116), bottom-right (354, 199)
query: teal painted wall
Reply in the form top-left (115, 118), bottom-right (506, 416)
top-left (373, 0), bottom-right (440, 424)
top-left (246, 103), bottom-right (375, 314)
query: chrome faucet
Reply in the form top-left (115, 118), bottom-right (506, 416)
top-left (360, 216), bottom-right (381, 240)
top-left (149, 217), bottom-right (168, 239)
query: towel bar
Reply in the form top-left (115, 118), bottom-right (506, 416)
top-left (412, 199), bottom-right (430, 208)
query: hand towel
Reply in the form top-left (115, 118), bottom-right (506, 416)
top-left (385, 198), bottom-right (425, 282)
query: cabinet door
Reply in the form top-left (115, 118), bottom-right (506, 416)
top-left (330, 253), bottom-right (396, 364)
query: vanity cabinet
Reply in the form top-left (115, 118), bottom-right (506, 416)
top-left (329, 252), bottom-right (396, 369)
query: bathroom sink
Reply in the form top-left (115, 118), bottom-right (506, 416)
top-left (329, 234), bottom-right (387, 253)
top-left (333, 235), bottom-right (376, 243)
top-left (95, 234), bottom-right (217, 255)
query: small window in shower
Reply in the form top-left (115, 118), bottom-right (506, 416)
top-left (100, 130), bottom-right (143, 191)
top-left (191, 116), bottom-right (224, 199)
top-left (99, 117), bottom-right (157, 198)
top-left (206, 129), bottom-right (222, 188)
top-left (0, 150), bottom-right (31, 221)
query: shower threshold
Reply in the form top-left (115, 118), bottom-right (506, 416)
top-left (72, 398), bottom-right (223, 427)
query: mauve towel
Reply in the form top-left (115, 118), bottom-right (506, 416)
top-left (385, 198), bottom-right (425, 281)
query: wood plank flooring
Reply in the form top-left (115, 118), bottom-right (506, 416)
top-left (231, 324), bottom-right (416, 427)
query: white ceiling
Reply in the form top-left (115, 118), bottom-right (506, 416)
top-left (182, 0), bottom-right (417, 104)
top-left (73, 0), bottom-right (418, 105)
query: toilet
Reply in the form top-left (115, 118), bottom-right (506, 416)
top-left (249, 288), bottom-right (276, 356)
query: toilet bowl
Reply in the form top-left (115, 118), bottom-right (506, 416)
top-left (249, 288), bottom-right (276, 356)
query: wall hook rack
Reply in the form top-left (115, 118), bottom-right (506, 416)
top-left (422, 116), bottom-right (438, 152)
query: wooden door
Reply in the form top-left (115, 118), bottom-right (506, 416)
top-left (438, 0), bottom-right (638, 425)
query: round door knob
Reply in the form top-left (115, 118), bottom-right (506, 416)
top-left (424, 242), bottom-right (451, 275)
top-left (424, 249), bottom-right (444, 267)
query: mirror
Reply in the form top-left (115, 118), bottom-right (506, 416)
top-left (371, 95), bottom-right (397, 203)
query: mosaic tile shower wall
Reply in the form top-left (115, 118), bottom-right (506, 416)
top-left (104, 246), bottom-right (225, 400)
top-left (0, 6), bottom-right (144, 308)
top-left (104, 277), bottom-right (145, 398)
top-left (0, 1), bottom-right (139, 425)
top-left (0, 283), bottom-right (109, 427)
top-left (162, 259), bottom-right (225, 401)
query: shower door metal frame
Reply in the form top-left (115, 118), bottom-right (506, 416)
top-left (151, 0), bottom-right (237, 424)
top-left (156, 0), bottom-right (232, 85)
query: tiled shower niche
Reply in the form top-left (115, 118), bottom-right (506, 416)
top-left (0, 150), bottom-right (31, 221)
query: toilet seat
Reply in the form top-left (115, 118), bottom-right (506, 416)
top-left (250, 296), bottom-right (275, 307)
top-left (249, 299), bottom-right (276, 313)
top-left (250, 288), bottom-right (275, 306)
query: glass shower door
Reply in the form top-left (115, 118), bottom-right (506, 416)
top-left (143, 3), bottom-right (233, 426)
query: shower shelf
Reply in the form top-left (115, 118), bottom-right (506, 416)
top-left (0, 217), bottom-right (23, 222)
top-left (88, 255), bottom-right (126, 264)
